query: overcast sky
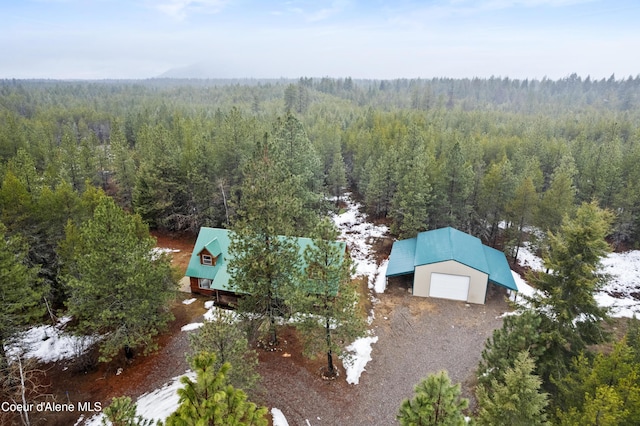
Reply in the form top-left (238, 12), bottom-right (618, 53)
top-left (1, 0), bottom-right (639, 80)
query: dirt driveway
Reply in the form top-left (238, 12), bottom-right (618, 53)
top-left (259, 283), bottom-right (510, 426)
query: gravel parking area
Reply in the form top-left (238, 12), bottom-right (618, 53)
top-left (259, 283), bottom-right (510, 425)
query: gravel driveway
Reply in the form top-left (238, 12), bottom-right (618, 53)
top-left (259, 284), bottom-right (510, 426)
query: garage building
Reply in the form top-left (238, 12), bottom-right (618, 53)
top-left (385, 227), bottom-right (517, 304)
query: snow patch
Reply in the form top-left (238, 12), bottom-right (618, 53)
top-left (331, 193), bottom-right (389, 291)
top-left (6, 317), bottom-right (98, 363)
top-left (81, 371), bottom-right (195, 425)
top-left (182, 298), bottom-right (197, 305)
top-left (342, 335), bottom-right (378, 385)
top-left (373, 259), bottom-right (388, 293)
top-left (516, 242), bottom-right (545, 272)
top-left (271, 407), bottom-right (290, 426)
top-left (181, 323), bottom-right (203, 331)
top-left (513, 244), bottom-right (640, 318)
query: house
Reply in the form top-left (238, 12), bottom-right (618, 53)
top-left (185, 227), bottom-right (346, 305)
top-left (185, 227), bottom-right (237, 304)
top-left (385, 227), bottom-right (517, 304)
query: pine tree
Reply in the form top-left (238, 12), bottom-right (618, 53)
top-left (477, 310), bottom-right (545, 388)
top-left (109, 120), bottom-right (136, 209)
top-left (164, 352), bottom-right (268, 426)
top-left (102, 396), bottom-right (153, 426)
top-left (390, 143), bottom-right (434, 239)
top-left (229, 136), bottom-right (304, 345)
top-left (507, 175), bottom-right (538, 262)
top-left (397, 371), bottom-right (468, 426)
top-left (536, 155), bottom-right (576, 233)
top-left (529, 201), bottom-right (613, 384)
top-left (326, 150), bottom-right (347, 204)
top-left (558, 386), bottom-right (627, 426)
top-left (555, 339), bottom-right (640, 425)
top-left (270, 114), bottom-right (323, 232)
top-left (295, 218), bottom-right (366, 377)
top-left (0, 224), bottom-right (44, 373)
top-left (364, 153), bottom-right (397, 218)
top-left (476, 351), bottom-right (549, 426)
top-left (435, 140), bottom-right (473, 230)
top-left (62, 195), bottom-right (176, 362)
top-left (478, 155), bottom-right (515, 245)
top-left (188, 309), bottom-right (260, 392)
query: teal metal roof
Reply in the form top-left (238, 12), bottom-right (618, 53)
top-left (185, 227), bottom-right (347, 293)
top-left (386, 237), bottom-right (417, 277)
top-left (482, 245), bottom-right (518, 291)
top-left (202, 238), bottom-right (222, 257)
top-left (185, 228), bottom-right (232, 291)
top-left (386, 227), bottom-right (518, 292)
top-left (414, 227), bottom-right (489, 273)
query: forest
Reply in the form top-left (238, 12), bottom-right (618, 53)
top-left (1, 74), bottom-right (640, 424)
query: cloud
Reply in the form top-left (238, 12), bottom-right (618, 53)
top-left (305, 0), bottom-right (349, 22)
top-left (153, 0), bottom-right (229, 20)
top-left (280, 0), bottom-right (350, 23)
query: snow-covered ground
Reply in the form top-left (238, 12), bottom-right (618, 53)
top-left (6, 316), bottom-right (98, 363)
top-left (79, 371), bottom-right (195, 426)
top-left (514, 244), bottom-right (640, 318)
top-left (342, 335), bottom-right (379, 385)
top-left (330, 193), bottom-right (385, 387)
top-left (331, 193), bottom-right (389, 293)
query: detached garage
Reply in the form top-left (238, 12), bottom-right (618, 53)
top-left (386, 227), bottom-right (517, 304)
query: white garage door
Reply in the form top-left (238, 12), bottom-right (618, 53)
top-left (429, 273), bottom-right (470, 301)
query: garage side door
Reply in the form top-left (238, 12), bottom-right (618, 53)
top-left (429, 273), bottom-right (470, 301)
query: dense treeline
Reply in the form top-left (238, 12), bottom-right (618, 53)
top-left (1, 75), bottom-right (640, 310)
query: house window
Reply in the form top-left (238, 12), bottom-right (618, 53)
top-left (199, 278), bottom-right (212, 289)
top-left (202, 255), bottom-right (213, 266)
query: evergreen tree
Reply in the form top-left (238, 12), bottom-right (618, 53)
top-left (5, 148), bottom-right (41, 194)
top-left (326, 150), bottom-right (347, 204)
top-left (477, 155), bottom-right (515, 245)
top-left (0, 224), bottom-right (44, 373)
top-left (555, 339), bottom-right (640, 425)
top-left (477, 310), bottom-right (545, 388)
top-left (507, 174), bottom-right (539, 262)
top-left (62, 195), bottom-right (176, 362)
top-left (164, 352), bottom-right (268, 426)
top-left (188, 309), bottom-right (260, 392)
top-left (109, 120), bottom-right (137, 209)
top-left (270, 114), bottom-right (323, 232)
top-left (102, 396), bottom-right (153, 426)
top-left (529, 201), bottom-right (613, 384)
top-left (557, 386), bottom-right (627, 426)
top-left (476, 351), bottom-right (549, 426)
top-left (435, 140), bottom-right (473, 230)
top-left (229, 136), bottom-right (304, 345)
top-left (536, 155), bottom-right (576, 233)
top-left (390, 142), bottom-right (434, 239)
top-left (397, 371), bottom-right (468, 426)
top-left (295, 218), bottom-right (366, 377)
top-left (364, 152), bottom-right (397, 218)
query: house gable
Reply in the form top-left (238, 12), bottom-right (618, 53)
top-left (414, 260), bottom-right (488, 303)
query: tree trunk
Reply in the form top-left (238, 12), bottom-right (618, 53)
top-left (0, 339), bottom-right (9, 377)
top-left (326, 319), bottom-right (334, 375)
